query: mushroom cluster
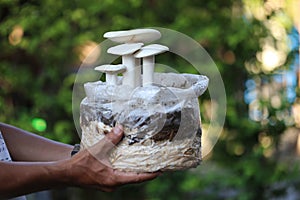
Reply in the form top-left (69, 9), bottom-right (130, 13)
top-left (95, 28), bottom-right (169, 88)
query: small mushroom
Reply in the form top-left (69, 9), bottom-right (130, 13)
top-left (134, 44), bottom-right (169, 86)
top-left (94, 64), bottom-right (126, 85)
top-left (104, 28), bottom-right (161, 43)
top-left (107, 43), bottom-right (143, 88)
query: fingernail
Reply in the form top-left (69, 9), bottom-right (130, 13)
top-left (113, 125), bottom-right (123, 135)
top-left (117, 124), bottom-right (123, 131)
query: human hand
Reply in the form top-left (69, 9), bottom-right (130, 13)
top-left (62, 125), bottom-right (160, 192)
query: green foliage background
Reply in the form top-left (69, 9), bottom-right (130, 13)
top-left (0, 0), bottom-right (299, 199)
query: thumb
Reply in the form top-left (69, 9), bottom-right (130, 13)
top-left (88, 124), bottom-right (124, 160)
top-left (105, 124), bottom-right (124, 145)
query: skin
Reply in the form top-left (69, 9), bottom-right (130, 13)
top-left (0, 123), bottom-right (159, 198)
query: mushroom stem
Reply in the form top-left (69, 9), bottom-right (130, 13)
top-left (122, 55), bottom-right (141, 88)
top-left (134, 44), bottom-right (169, 87)
top-left (107, 43), bottom-right (143, 89)
top-left (135, 58), bottom-right (142, 87)
top-left (106, 74), bottom-right (118, 85)
top-left (142, 56), bottom-right (155, 85)
top-left (94, 64), bottom-right (127, 86)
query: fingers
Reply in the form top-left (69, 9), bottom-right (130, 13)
top-left (105, 125), bottom-right (124, 145)
top-left (98, 124), bottom-right (124, 154)
top-left (100, 171), bottom-right (160, 191)
top-left (113, 170), bottom-right (161, 185)
top-left (87, 125), bottom-right (124, 163)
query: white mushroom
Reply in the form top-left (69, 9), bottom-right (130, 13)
top-left (94, 64), bottom-right (126, 85)
top-left (103, 28), bottom-right (161, 43)
top-left (107, 43), bottom-right (143, 88)
top-left (134, 44), bottom-right (169, 86)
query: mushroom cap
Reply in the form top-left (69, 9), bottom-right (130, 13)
top-left (94, 64), bottom-right (127, 74)
top-left (107, 43), bottom-right (143, 56)
top-left (104, 29), bottom-right (161, 43)
top-left (134, 44), bottom-right (169, 58)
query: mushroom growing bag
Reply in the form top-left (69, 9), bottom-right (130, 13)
top-left (80, 72), bottom-right (208, 172)
top-left (79, 28), bottom-right (209, 172)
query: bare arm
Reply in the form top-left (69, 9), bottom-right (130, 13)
top-left (0, 125), bottom-right (159, 198)
top-left (0, 160), bottom-right (66, 198)
top-left (0, 122), bottom-right (73, 161)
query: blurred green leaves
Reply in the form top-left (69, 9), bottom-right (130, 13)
top-left (0, 0), bottom-right (298, 199)
top-left (31, 117), bottom-right (47, 132)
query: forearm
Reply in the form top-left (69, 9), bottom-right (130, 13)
top-left (0, 161), bottom-right (68, 198)
top-left (0, 122), bottom-right (73, 161)
top-left (0, 126), bottom-right (159, 197)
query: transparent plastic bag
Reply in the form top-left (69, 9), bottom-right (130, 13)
top-left (80, 72), bottom-right (208, 172)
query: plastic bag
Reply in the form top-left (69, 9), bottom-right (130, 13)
top-left (80, 72), bottom-right (208, 172)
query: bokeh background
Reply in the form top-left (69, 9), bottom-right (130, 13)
top-left (1, 0), bottom-right (299, 199)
